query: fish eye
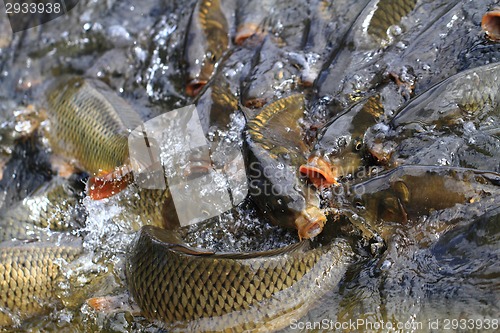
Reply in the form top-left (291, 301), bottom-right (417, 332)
top-left (337, 137), bottom-right (347, 148)
top-left (354, 199), bottom-right (364, 209)
top-left (354, 139), bottom-right (363, 151)
top-left (207, 51), bottom-right (217, 64)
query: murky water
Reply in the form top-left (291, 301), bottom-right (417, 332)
top-left (0, 0), bottom-right (499, 332)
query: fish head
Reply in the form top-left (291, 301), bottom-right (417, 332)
top-left (240, 40), bottom-right (300, 108)
top-left (482, 9), bottom-right (500, 41)
top-left (349, 181), bottom-right (406, 224)
top-left (364, 123), bottom-right (395, 164)
top-left (184, 0), bottom-right (230, 97)
top-left (301, 95), bottom-right (384, 187)
top-left (299, 120), bottom-right (354, 188)
top-left (295, 205), bottom-right (327, 240)
top-left (185, 45), bottom-right (219, 97)
top-left (247, 149), bottom-right (327, 239)
top-left (234, 0), bottom-right (275, 45)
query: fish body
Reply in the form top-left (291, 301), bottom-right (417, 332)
top-left (347, 166), bottom-right (500, 225)
top-left (244, 94), bottom-right (326, 239)
top-left (0, 238), bottom-right (82, 326)
top-left (240, 38), bottom-right (301, 108)
top-left (44, 76), bottom-right (142, 199)
top-left (45, 76), bottom-right (142, 175)
top-left (358, 0), bottom-right (418, 48)
top-left (365, 62), bottom-right (500, 169)
top-left (195, 71), bottom-right (239, 134)
top-left (113, 187), bottom-right (176, 232)
top-left (127, 225), bottom-right (353, 332)
top-left (391, 62), bottom-right (500, 129)
top-left (0, 178), bottom-right (84, 242)
top-left (184, 0), bottom-right (231, 96)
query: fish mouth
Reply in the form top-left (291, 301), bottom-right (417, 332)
top-left (299, 156), bottom-right (338, 188)
top-left (235, 23), bottom-right (263, 45)
top-left (243, 97), bottom-right (267, 109)
top-left (367, 142), bottom-right (392, 164)
top-left (186, 80), bottom-right (207, 97)
top-left (87, 166), bottom-right (134, 200)
top-left (295, 206), bottom-right (327, 240)
top-left (482, 10), bottom-right (500, 41)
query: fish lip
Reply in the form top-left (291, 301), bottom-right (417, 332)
top-left (482, 9), bottom-right (500, 41)
top-left (299, 156), bottom-right (338, 188)
top-left (243, 97), bottom-right (267, 109)
top-left (235, 23), bottom-right (264, 45)
top-left (299, 77), bottom-right (314, 87)
top-left (367, 142), bottom-right (392, 164)
top-left (86, 166), bottom-right (133, 200)
top-left (186, 80), bottom-right (208, 97)
top-left (295, 206), bottom-right (327, 240)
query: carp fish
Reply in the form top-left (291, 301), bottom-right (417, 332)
top-left (0, 237), bottom-right (82, 326)
top-left (0, 177), bottom-right (85, 242)
top-left (300, 95), bottom-right (385, 188)
top-left (365, 62), bottom-right (500, 169)
top-left (243, 94), bottom-right (326, 239)
top-left (345, 165), bottom-right (500, 226)
top-left (234, 0), bottom-right (274, 45)
top-left (184, 0), bottom-right (231, 97)
top-left (314, 0), bottom-right (422, 110)
top-left (127, 225), bottom-right (353, 332)
top-left (44, 76), bottom-right (143, 200)
top-left (390, 62), bottom-right (500, 130)
top-left (240, 38), bottom-right (301, 109)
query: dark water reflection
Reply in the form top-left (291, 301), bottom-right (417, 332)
top-left (0, 0), bottom-right (499, 332)
top-left (288, 207), bottom-right (499, 333)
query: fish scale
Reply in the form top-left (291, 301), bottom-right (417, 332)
top-left (0, 179), bottom-right (84, 242)
top-left (127, 225), bottom-right (353, 332)
top-left (244, 94), bottom-right (327, 239)
top-left (44, 76), bottom-right (142, 176)
top-left (0, 240), bottom-right (82, 326)
top-left (367, 0), bottom-right (417, 41)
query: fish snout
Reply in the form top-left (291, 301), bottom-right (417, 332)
top-left (243, 96), bottom-right (267, 109)
top-left (186, 79), bottom-right (208, 97)
top-left (296, 206), bottom-right (327, 239)
top-left (299, 155), bottom-right (338, 188)
top-left (235, 23), bottom-right (264, 45)
top-left (482, 9), bottom-right (500, 41)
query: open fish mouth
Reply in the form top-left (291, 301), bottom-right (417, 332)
top-left (299, 156), bottom-right (338, 188)
top-left (295, 206), bottom-right (327, 240)
top-left (243, 96), bottom-right (268, 108)
top-left (186, 79), bottom-right (208, 97)
top-left (235, 23), bottom-right (264, 45)
top-left (482, 9), bottom-right (500, 41)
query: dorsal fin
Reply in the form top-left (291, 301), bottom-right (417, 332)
top-left (145, 225), bottom-right (311, 259)
top-left (246, 94), bottom-right (309, 156)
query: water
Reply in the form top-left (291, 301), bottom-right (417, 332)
top-left (1, 0), bottom-right (499, 332)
